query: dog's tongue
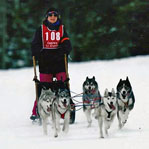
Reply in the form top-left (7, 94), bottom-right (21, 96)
top-left (47, 107), bottom-right (51, 112)
top-left (109, 104), bottom-right (115, 110)
top-left (63, 103), bottom-right (67, 107)
top-left (111, 104), bottom-right (115, 110)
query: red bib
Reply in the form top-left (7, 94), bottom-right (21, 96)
top-left (42, 24), bottom-right (63, 49)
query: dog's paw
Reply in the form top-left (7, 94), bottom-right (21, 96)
top-left (100, 136), bottom-right (104, 139)
top-left (95, 116), bottom-right (98, 119)
top-left (54, 134), bottom-right (58, 138)
top-left (87, 123), bottom-right (92, 128)
top-left (122, 120), bottom-right (127, 124)
top-left (43, 130), bottom-right (48, 136)
top-left (119, 123), bottom-right (123, 129)
top-left (92, 113), bottom-right (98, 119)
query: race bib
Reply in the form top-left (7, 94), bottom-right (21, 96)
top-left (42, 24), bottom-right (63, 49)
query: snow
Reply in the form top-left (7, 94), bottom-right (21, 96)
top-left (0, 55), bottom-right (149, 149)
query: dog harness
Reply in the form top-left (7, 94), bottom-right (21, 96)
top-left (54, 102), bottom-right (70, 119)
top-left (105, 104), bottom-right (116, 120)
top-left (105, 110), bottom-right (112, 119)
top-left (117, 90), bottom-right (135, 110)
top-left (83, 90), bottom-right (102, 108)
top-left (58, 104), bottom-right (69, 119)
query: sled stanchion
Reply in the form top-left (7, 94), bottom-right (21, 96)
top-left (64, 54), bottom-right (70, 89)
top-left (33, 56), bottom-right (38, 101)
top-left (64, 54), bottom-right (76, 124)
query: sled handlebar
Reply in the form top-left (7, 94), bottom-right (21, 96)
top-left (33, 56), bottom-right (38, 101)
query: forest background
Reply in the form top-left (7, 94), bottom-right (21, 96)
top-left (0, 0), bottom-right (148, 69)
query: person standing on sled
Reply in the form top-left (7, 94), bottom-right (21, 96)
top-left (30, 7), bottom-right (75, 124)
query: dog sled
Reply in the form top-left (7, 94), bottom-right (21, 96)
top-left (32, 55), bottom-right (75, 124)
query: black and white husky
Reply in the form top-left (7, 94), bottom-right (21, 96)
top-left (82, 76), bottom-right (102, 127)
top-left (38, 88), bottom-right (56, 135)
top-left (97, 88), bottom-right (117, 138)
top-left (116, 77), bottom-right (135, 129)
top-left (52, 88), bottom-right (71, 137)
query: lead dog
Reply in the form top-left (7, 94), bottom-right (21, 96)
top-left (97, 88), bottom-right (117, 138)
top-left (82, 76), bottom-right (102, 127)
top-left (38, 88), bottom-right (56, 135)
top-left (52, 88), bottom-right (71, 137)
top-left (116, 77), bottom-right (135, 129)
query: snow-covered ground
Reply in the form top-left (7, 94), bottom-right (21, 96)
top-left (0, 56), bottom-right (149, 149)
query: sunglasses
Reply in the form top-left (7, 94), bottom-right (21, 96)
top-left (48, 11), bottom-right (58, 17)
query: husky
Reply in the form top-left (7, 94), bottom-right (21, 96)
top-left (37, 88), bottom-right (56, 135)
top-left (82, 76), bottom-right (102, 127)
top-left (52, 88), bottom-right (71, 137)
top-left (116, 77), bottom-right (135, 129)
top-left (97, 88), bottom-right (117, 138)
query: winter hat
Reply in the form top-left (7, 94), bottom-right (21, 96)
top-left (45, 7), bottom-right (61, 19)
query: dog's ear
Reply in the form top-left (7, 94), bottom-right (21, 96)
top-left (48, 88), bottom-right (55, 95)
top-left (41, 88), bottom-right (46, 94)
top-left (118, 79), bottom-right (122, 85)
top-left (86, 77), bottom-right (89, 81)
top-left (104, 88), bottom-right (108, 97)
top-left (93, 76), bottom-right (95, 81)
top-left (111, 88), bottom-right (115, 96)
top-left (39, 89), bottom-right (45, 99)
top-left (55, 88), bottom-right (61, 96)
top-left (126, 76), bottom-right (130, 83)
top-left (126, 76), bottom-right (132, 88)
top-left (117, 79), bottom-right (122, 90)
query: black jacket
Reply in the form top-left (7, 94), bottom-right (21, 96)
top-left (31, 19), bottom-right (72, 74)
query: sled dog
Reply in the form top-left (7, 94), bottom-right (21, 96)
top-left (116, 77), bottom-right (135, 129)
top-left (97, 88), bottom-right (117, 138)
top-left (38, 88), bottom-right (56, 135)
top-left (82, 76), bottom-right (102, 127)
top-left (52, 88), bottom-right (71, 137)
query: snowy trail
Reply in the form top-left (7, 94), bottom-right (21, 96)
top-left (0, 56), bottom-right (149, 149)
